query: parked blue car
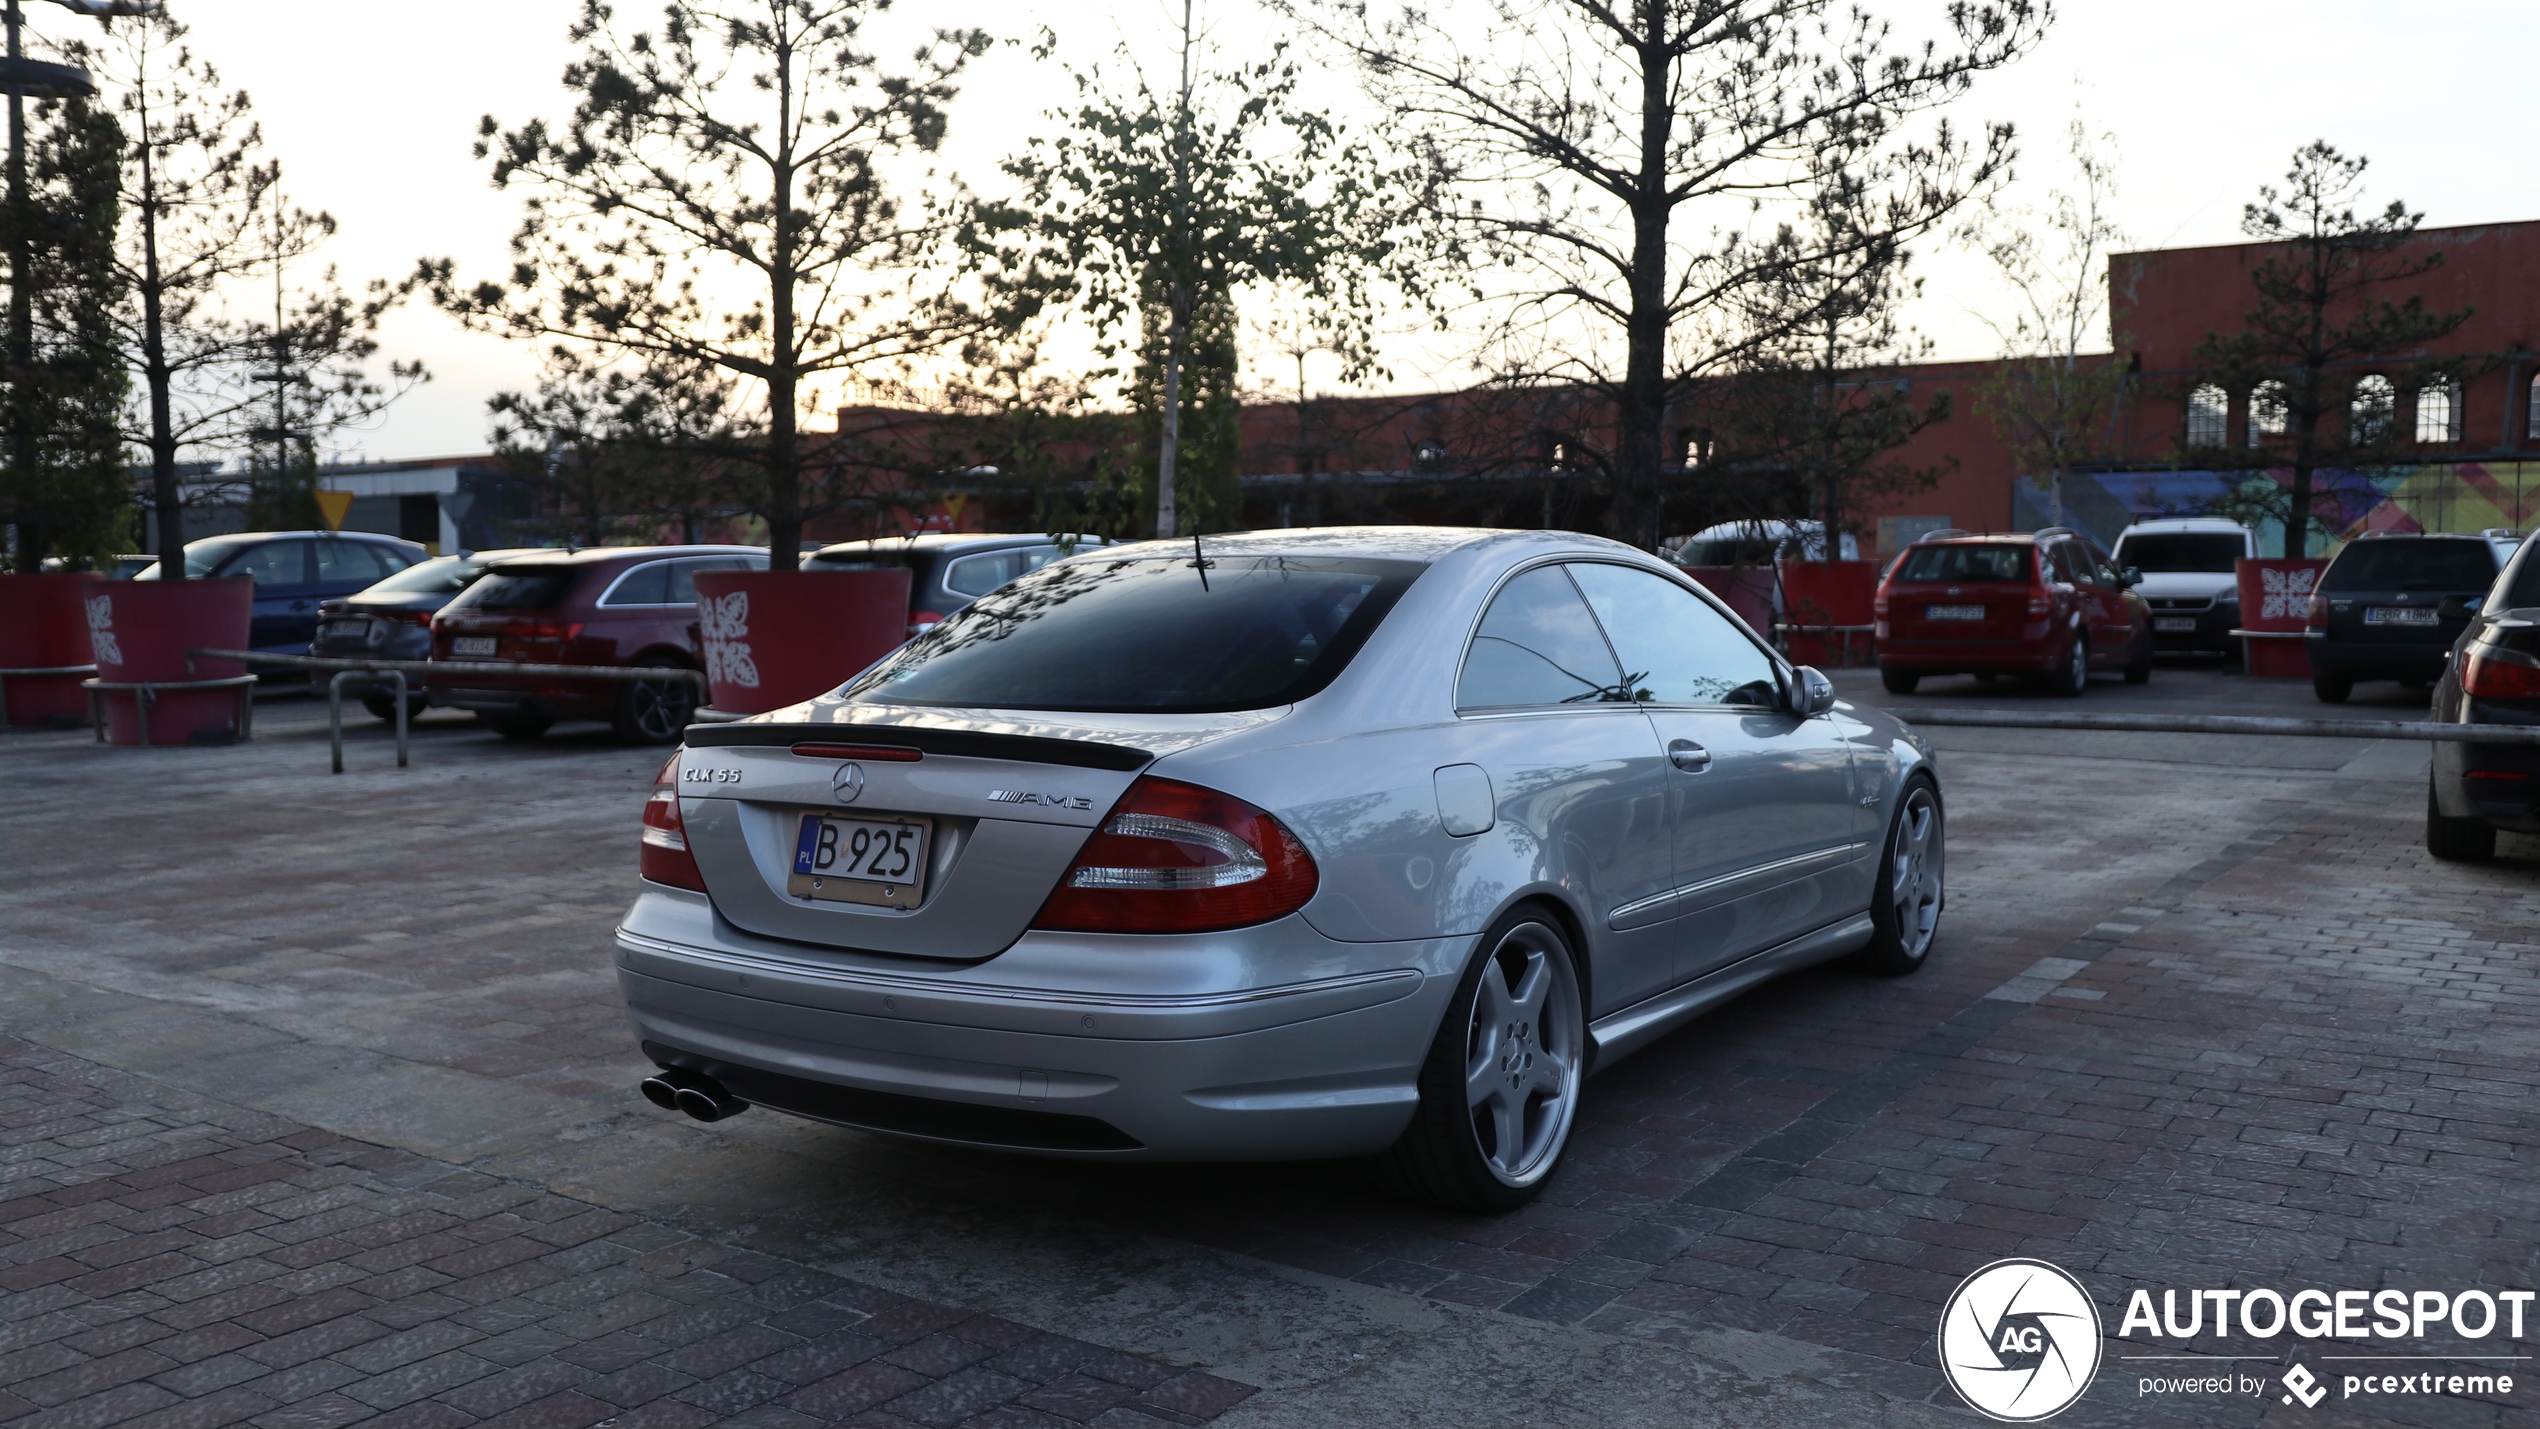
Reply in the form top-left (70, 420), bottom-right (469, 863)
top-left (136, 531), bottom-right (427, 657)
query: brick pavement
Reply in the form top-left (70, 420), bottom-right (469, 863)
top-left (0, 1038), bottom-right (1253, 1429)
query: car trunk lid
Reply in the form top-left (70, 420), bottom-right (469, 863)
top-left (676, 704), bottom-right (1286, 962)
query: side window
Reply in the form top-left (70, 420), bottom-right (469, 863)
top-left (944, 550), bottom-right (1027, 598)
top-left (604, 561), bottom-right (671, 606)
top-left (313, 541), bottom-right (386, 584)
top-left (222, 540), bottom-right (310, 585)
top-left (2047, 543), bottom-right (2083, 585)
top-left (376, 546), bottom-right (417, 574)
top-left (1456, 565), bottom-right (1624, 709)
top-left (1569, 562), bottom-right (1780, 708)
top-left (667, 556), bottom-right (751, 604)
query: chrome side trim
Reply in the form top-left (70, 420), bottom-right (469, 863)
top-left (1605, 842), bottom-right (1869, 928)
top-left (614, 925), bottom-right (1419, 1012)
top-left (1587, 913), bottom-right (1875, 1067)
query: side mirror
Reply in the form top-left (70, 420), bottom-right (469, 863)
top-left (1788, 665), bottom-right (1837, 718)
top-left (2122, 567), bottom-right (2143, 588)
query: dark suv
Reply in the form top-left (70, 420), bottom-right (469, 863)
top-left (427, 545), bottom-right (765, 742)
top-left (2304, 532), bottom-right (2519, 703)
top-left (1874, 528), bottom-right (2152, 696)
top-left (2426, 531), bottom-right (2539, 860)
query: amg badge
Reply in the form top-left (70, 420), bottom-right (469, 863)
top-left (987, 789), bottom-right (1094, 811)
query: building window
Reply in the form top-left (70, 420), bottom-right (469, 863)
top-left (2248, 382), bottom-right (2289, 445)
top-left (2185, 383), bottom-right (2228, 446)
top-left (2415, 380), bottom-right (2462, 444)
top-left (2351, 374), bottom-right (2396, 444)
top-left (2528, 374), bottom-right (2539, 442)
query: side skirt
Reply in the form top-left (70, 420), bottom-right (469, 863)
top-left (1586, 914), bottom-right (1875, 1072)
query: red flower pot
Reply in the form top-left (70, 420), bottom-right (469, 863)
top-left (691, 568), bottom-right (913, 716)
top-left (0, 572), bottom-right (105, 724)
top-left (90, 578), bottom-right (254, 745)
top-left (1776, 560), bottom-right (1880, 668)
top-left (2234, 557), bottom-right (2330, 679)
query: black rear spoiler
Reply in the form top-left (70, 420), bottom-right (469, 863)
top-left (683, 722), bottom-right (1152, 771)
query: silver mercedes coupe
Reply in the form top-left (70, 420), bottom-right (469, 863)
top-left (619, 527), bottom-right (1944, 1211)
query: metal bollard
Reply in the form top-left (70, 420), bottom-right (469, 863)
top-left (329, 669), bottom-right (411, 774)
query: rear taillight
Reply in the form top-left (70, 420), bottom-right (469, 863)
top-left (1872, 587), bottom-right (1889, 618)
top-left (641, 752), bottom-right (708, 891)
top-left (2461, 649), bottom-right (2540, 699)
top-left (1032, 776), bottom-right (1319, 934)
top-left (2306, 591), bottom-right (2331, 630)
top-left (516, 618), bottom-right (583, 640)
top-left (396, 610), bottom-right (434, 628)
top-left (2026, 584), bottom-right (2053, 618)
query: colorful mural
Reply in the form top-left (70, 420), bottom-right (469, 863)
top-left (2014, 462), bottom-right (2540, 555)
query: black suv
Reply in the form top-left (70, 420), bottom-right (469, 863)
top-left (2305, 533), bottom-right (2518, 703)
top-left (2427, 532), bottom-right (2540, 860)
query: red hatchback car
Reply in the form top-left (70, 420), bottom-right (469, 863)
top-left (1874, 529), bottom-right (2152, 696)
top-left (428, 545), bottom-right (767, 742)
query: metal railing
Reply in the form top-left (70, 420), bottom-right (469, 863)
top-left (1891, 707), bottom-right (2540, 746)
top-left (82, 675), bottom-right (258, 746)
top-left (0, 663), bottom-right (96, 726)
top-left (187, 649), bottom-right (709, 772)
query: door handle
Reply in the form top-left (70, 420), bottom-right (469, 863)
top-left (1667, 739), bottom-right (1711, 773)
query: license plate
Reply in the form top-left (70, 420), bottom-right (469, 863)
top-left (2153, 616), bottom-right (2197, 632)
top-left (1926, 604), bottom-right (1985, 621)
top-left (450, 635), bottom-right (498, 656)
top-left (2364, 606), bottom-right (2439, 626)
top-left (326, 619), bottom-right (370, 639)
top-left (788, 813), bottom-right (932, 909)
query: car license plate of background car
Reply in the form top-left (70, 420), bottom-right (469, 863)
top-left (450, 635), bottom-right (498, 656)
top-left (2153, 616), bottom-right (2197, 632)
top-left (325, 620), bottom-right (370, 640)
top-left (2364, 607), bottom-right (2440, 626)
top-left (788, 813), bottom-right (931, 908)
top-left (1926, 604), bottom-right (1986, 621)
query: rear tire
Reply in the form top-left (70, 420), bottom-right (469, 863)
top-left (2123, 631), bottom-right (2153, 684)
top-left (478, 711), bottom-right (552, 741)
top-left (1374, 908), bottom-right (1585, 1215)
top-left (2313, 675), bottom-right (2354, 704)
top-left (362, 694), bottom-right (426, 723)
top-left (613, 655), bottom-right (699, 744)
top-left (2050, 635), bottom-right (2088, 697)
top-left (1880, 669), bottom-right (1920, 695)
top-left (2427, 778), bottom-right (2496, 863)
top-left (1856, 778), bottom-right (1944, 976)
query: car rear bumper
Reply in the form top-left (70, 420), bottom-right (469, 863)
top-left (2305, 637), bottom-right (2452, 683)
top-left (427, 686), bottom-right (614, 718)
top-left (612, 888), bottom-right (1462, 1160)
top-left (1873, 636), bottom-right (2062, 672)
top-left (2148, 602), bottom-right (2239, 651)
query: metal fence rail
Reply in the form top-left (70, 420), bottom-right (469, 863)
top-left (1892, 707), bottom-right (2540, 746)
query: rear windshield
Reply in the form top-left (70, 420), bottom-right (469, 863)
top-left (2501, 542), bottom-right (2540, 609)
top-left (451, 566), bottom-right (582, 611)
top-left (1894, 544), bottom-right (2033, 584)
top-left (2116, 533), bottom-right (2243, 573)
top-left (361, 555), bottom-right (486, 596)
top-left (2321, 540), bottom-right (2499, 593)
top-left (840, 555), bottom-right (1423, 713)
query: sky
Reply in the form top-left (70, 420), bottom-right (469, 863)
top-left (119, 0), bottom-right (2540, 463)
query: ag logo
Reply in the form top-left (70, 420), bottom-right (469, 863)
top-left (1939, 1258), bottom-right (2102, 1422)
top-left (831, 762), bottom-right (865, 805)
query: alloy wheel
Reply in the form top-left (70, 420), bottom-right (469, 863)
top-left (1887, 785), bottom-right (1944, 960)
top-left (628, 674), bottom-right (697, 741)
top-left (1461, 923), bottom-right (1583, 1187)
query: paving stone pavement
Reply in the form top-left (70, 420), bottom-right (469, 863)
top-left (0, 1039), bottom-right (1253, 1429)
top-left (8, 677), bottom-right (2540, 1427)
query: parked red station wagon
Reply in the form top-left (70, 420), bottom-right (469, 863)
top-left (427, 544), bottom-right (766, 742)
top-left (1874, 528), bottom-right (2152, 696)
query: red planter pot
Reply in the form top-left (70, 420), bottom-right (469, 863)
top-left (1776, 560), bottom-right (1880, 668)
top-left (1680, 566), bottom-right (1778, 641)
top-left (691, 568), bottom-right (914, 716)
top-left (0, 572), bottom-right (105, 724)
top-left (2234, 557), bottom-right (2330, 680)
top-left (90, 578), bottom-right (254, 745)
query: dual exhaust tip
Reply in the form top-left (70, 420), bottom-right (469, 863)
top-left (640, 1066), bottom-right (747, 1122)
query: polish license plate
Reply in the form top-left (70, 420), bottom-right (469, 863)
top-left (2153, 616), bottom-right (2197, 632)
top-left (1926, 604), bottom-right (1985, 621)
top-left (788, 813), bottom-right (931, 909)
top-left (2364, 606), bottom-right (2439, 626)
top-left (326, 619), bottom-right (371, 640)
top-left (450, 635), bottom-right (498, 656)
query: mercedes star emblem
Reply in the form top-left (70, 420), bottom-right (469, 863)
top-left (831, 762), bottom-right (865, 804)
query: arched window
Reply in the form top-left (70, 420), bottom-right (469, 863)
top-left (2351, 374), bottom-right (2396, 444)
top-left (2248, 382), bottom-right (2289, 445)
top-left (2415, 380), bottom-right (2462, 444)
top-left (2185, 383), bottom-right (2229, 446)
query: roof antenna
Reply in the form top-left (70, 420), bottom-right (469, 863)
top-left (1193, 531), bottom-right (1209, 591)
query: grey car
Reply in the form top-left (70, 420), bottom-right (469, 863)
top-left (617, 527), bottom-right (1945, 1212)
